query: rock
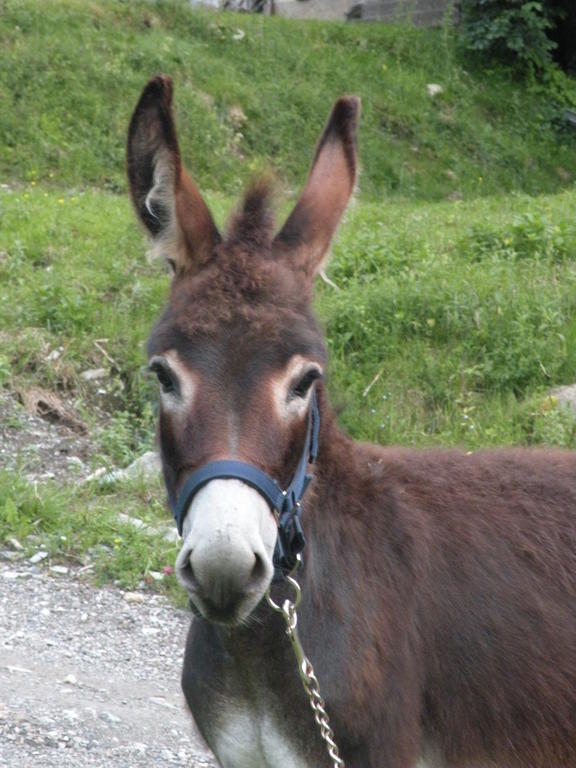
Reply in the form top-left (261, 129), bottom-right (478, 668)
top-left (66, 456), bottom-right (85, 468)
top-left (29, 551), bottom-right (49, 565)
top-left (84, 467), bottom-right (107, 482)
top-left (49, 565), bottom-right (69, 576)
top-left (98, 711), bottom-right (122, 724)
top-left (117, 514), bottom-right (148, 531)
top-left (80, 368), bottom-right (108, 381)
top-left (148, 571), bottom-right (165, 582)
top-left (99, 451), bottom-right (161, 485)
top-left (162, 528), bottom-right (180, 544)
top-left (550, 385), bottom-right (576, 410)
top-left (123, 592), bottom-right (145, 604)
top-left (149, 696), bottom-right (177, 710)
top-left (1, 569), bottom-right (33, 580)
top-left (0, 550), bottom-right (21, 561)
top-left (426, 83), bottom-right (443, 97)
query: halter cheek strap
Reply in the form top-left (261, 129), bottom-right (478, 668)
top-left (168, 391), bottom-right (321, 579)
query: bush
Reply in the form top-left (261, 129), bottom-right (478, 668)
top-left (460, 0), bottom-right (556, 74)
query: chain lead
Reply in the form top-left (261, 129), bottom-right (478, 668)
top-left (266, 565), bottom-right (345, 768)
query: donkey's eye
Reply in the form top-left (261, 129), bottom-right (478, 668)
top-left (150, 361), bottom-right (179, 395)
top-left (290, 368), bottom-right (321, 400)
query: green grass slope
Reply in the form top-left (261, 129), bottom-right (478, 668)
top-left (1, 0), bottom-right (575, 200)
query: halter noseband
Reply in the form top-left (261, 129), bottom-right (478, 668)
top-left (169, 391), bottom-right (320, 579)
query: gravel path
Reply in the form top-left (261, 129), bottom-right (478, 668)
top-left (0, 560), bottom-right (216, 768)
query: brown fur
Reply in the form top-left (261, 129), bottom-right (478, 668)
top-left (129, 77), bottom-right (576, 768)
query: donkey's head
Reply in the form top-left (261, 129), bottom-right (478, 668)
top-left (128, 77), bottom-right (359, 625)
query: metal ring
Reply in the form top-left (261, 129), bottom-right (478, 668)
top-left (265, 572), bottom-right (302, 613)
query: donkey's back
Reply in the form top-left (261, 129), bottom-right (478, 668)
top-left (346, 442), bottom-right (576, 766)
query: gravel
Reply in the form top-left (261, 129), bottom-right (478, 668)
top-left (0, 559), bottom-right (216, 767)
top-left (0, 391), bottom-right (217, 766)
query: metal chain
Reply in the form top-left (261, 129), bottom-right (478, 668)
top-left (266, 567), bottom-right (345, 768)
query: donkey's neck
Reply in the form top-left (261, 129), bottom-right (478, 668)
top-left (183, 404), bottom-right (378, 766)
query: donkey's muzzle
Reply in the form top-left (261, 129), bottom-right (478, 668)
top-left (177, 538), bottom-right (269, 621)
top-left (175, 478), bottom-right (277, 623)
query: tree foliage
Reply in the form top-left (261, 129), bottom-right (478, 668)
top-left (460, 0), bottom-right (576, 74)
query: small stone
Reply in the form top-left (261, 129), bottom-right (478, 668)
top-left (117, 513), bottom-right (147, 530)
top-left (8, 537), bottom-right (24, 551)
top-left (426, 83), bottom-right (443, 97)
top-left (62, 674), bottom-right (77, 685)
top-left (101, 451), bottom-right (161, 485)
top-left (551, 384), bottom-right (576, 410)
top-left (85, 467), bottom-right (107, 482)
top-left (0, 550), bottom-right (20, 561)
top-left (49, 565), bottom-right (69, 575)
top-left (123, 592), bottom-right (145, 604)
top-left (1, 570), bottom-right (22, 580)
top-left (150, 696), bottom-right (177, 710)
top-left (162, 528), bottom-right (179, 543)
top-left (98, 711), bottom-right (122, 724)
top-left (80, 368), bottom-right (108, 381)
top-left (29, 550), bottom-right (48, 564)
top-left (148, 570), bottom-right (164, 582)
top-left (66, 456), bottom-right (84, 467)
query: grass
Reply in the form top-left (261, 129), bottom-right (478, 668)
top-left (323, 190), bottom-right (576, 447)
top-left (1, 0), bottom-right (575, 200)
top-left (0, 468), bottom-right (184, 601)
top-left (1, 0), bottom-right (576, 596)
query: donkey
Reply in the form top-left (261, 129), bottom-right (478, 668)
top-left (127, 76), bottom-right (576, 768)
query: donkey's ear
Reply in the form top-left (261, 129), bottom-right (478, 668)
top-left (127, 76), bottom-right (220, 275)
top-left (274, 96), bottom-right (360, 278)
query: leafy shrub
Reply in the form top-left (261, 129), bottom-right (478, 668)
top-left (460, 0), bottom-right (556, 73)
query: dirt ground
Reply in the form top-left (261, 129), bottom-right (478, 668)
top-left (0, 391), bottom-right (97, 484)
top-left (0, 560), bottom-right (216, 768)
top-left (0, 391), bottom-right (217, 767)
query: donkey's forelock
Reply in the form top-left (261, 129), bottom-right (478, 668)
top-left (164, 253), bottom-right (314, 342)
top-left (159, 178), bottom-right (317, 338)
top-left (224, 177), bottom-right (276, 250)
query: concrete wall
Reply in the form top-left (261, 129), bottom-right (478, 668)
top-left (272, 0), bottom-right (457, 25)
top-left (272, 0), bottom-right (351, 19)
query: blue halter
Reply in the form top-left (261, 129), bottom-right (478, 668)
top-left (169, 391), bottom-right (321, 578)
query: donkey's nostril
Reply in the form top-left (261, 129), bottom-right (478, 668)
top-left (247, 552), bottom-right (268, 591)
top-left (176, 551), bottom-right (200, 593)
